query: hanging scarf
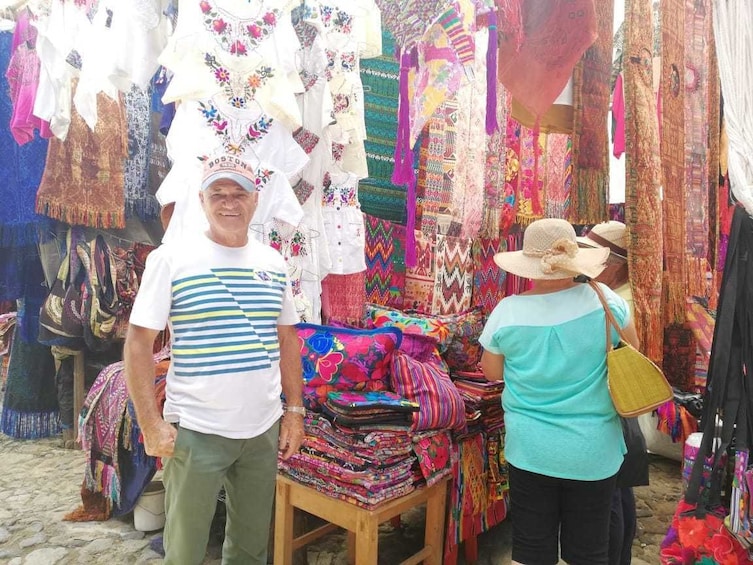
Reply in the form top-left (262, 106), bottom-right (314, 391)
top-left (660, 0), bottom-right (687, 326)
top-left (431, 233), bottom-right (474, 315)
top-left (123, 83), bottom-right (159, 220)
top-left (471, 237), bottom-right (506, 315)
top-left (624, 0), bottom-right (664, 363)
top-left (497, 0), bottom-right (597, 118)
top-left (480, 80), bottom-right (509, 237)
top-left (569, 0), bottom-right (613, 224)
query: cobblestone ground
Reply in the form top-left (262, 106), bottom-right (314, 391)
top-left (0, 426), bottom-right (680, 564)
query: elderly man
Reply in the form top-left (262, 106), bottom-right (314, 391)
top-left (124, 154), bottom-right (305, 565)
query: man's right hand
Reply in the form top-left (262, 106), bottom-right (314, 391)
top-left (142, 420), bottom-right (177, 459)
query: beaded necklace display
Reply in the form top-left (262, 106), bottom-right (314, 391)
top-left (204, 53), bottom-right (274, 108)
top-left (199, 0), bottom-right (280, 56)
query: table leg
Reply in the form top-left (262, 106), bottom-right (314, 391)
top-left (274, 479), bottom-right (294, 565)
top-left (424, 483), bottom-right (448, 565)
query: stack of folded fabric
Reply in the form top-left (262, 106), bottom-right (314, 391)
top-left (280, 412), bottom-right (417, 508)
top-left (320, 390), bottom-right (419, 427)
top-left (451, 371), bottom-right (505, 435)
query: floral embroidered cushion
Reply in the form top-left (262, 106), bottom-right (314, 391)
top-left (439, 308), bottom-right (486, 372)
top-left (366, 304), bottom-right (452, 351)
top-left (296, 323), bottom-right (402, 408)
top-left (390, 350), bottom-right (466, 432)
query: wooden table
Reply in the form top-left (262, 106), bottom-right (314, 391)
top-left (274, 474), bottom-right (450, 565)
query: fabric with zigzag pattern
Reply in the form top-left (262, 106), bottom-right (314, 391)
top-left (432, 234), bottom-right (473, 316)
top-left (364, 214), bottom-right (405, 310)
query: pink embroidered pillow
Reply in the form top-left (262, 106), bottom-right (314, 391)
top-left (297, 323), bottom-right (402, 408)
top-left (390, 350), bottom-right (466, 432)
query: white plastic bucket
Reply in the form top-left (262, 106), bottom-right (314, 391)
top-left (134, 480), bottom-right (166, 532)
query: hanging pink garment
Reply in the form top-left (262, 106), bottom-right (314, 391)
top-left (5, 9), bottom-right (53, 144)
top-left (497, 0), bottom-right (597, 118)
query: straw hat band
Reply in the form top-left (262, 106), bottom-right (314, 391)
top-left (586, 231), bottom-right (627, 258)
top-left (524, 238), bottom-right (580, 275)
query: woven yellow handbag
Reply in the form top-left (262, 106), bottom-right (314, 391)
top-left (590, 281), bottom-right (673, 417)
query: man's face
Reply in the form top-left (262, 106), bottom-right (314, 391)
top-left (200, 179), bottom-right (258, 243)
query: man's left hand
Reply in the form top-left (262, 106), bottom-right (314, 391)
top-left (279, 412), bottom-right (304, 460)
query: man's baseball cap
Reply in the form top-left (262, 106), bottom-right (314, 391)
top-left (201, 155), bottom-right (258, 192)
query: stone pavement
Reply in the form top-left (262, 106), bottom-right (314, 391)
top-left (0, 427), bottom-right (680, 564)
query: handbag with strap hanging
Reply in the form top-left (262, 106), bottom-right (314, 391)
top-left (589, 280), bottom-right (673, 417)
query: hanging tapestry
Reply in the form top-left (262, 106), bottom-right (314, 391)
top-left (497, 0), bottom-right (597, 119)
top-left (454, 28), bottom-right (487, 239)
top-left (36, 84), bottom-right (128, 229)
top-left (472, 237), bottom-right (506, 316)
top-left (416, 103), bottom-right (448, 234)
top-left (569, 0), bottom-right (613, 224)
top-left (543, 133), bottom-right (570, 220)
top-left (624, 0), bottom-right (664, 363)
top-left (321, 272), bottom-right (367, 325)
top-left (515, 124), bottom-right (545, 225)
top-left (359, 30), bottom-right (406, 223)
top-left (684, 0), bottom-right (711, 264)
top-left (403, 230), bottom-right (436, 313)
top-left (364, 214), bottom-right (406, 310)
top-left (431, 234), bottom-right (474, 315)
top-left (0, 31), bottom-right (49, 248)
top-left (481, 80), bottom-right (509, 237)
top-left (660, 0), bottom-right (687, 325)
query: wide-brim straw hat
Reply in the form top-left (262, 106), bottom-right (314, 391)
top-left (494, 218), bottom-right (609, 280)
top-left (576, 221), bottom-right (627, 259)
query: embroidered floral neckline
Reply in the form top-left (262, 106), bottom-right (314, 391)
top-left (204, 53), bottom-right (274, 108)
top-left (198, 100), bottom-right (274, 155)
top-left (199, 0), bottom-right (279, 56)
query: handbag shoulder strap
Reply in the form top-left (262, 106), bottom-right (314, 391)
top-left (588, 280), bottom-right (627, 352)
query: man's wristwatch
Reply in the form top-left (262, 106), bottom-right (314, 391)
top-left (285, 405), bottom-right (306, 416)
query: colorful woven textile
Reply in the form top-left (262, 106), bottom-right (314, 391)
top-left (481, 85), bottom-right (509, 237)
top-left (320, 272), bottom-right (367, 326)
top-left (543, 133), bottom-right (570, 220)
top-left (569, 0), bottom-right (613, 224)
top-left (497, 0), bottom-right (597, 118)
top-left (36, 86), bottom-right (128, 229)
top-left (364, 214), bottom-right (406, 309)
top-left (65, 351), bottom-right (170, 521)
top-left (515, 124), bottom-right (545, 225)
top-left (624, 0), bottom-right (664, 363)
top-left (431, 234), bottom-right (474, 315)
top-left (0, 31), bottom-right (49, 248)
top-left (416, 102), bottom-right (453, 235)
top-left (359, 30), bottom-right (406, 223)
top-left (0, 328), bottom-right (58, 439)
top-left (472, 237), bottom-right (506, 316)
top-left (374, 0), bottom-right (446, 49)
top-left (660, 0), bottom-right (687, 325)
top-left (403, 230), bottom-right (435, 313)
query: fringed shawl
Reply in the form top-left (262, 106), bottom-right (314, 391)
top-left (624, 0), bottom-right (664, 363)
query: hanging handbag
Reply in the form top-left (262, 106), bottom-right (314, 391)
top-left (589, 280), bottom-right (673, 417)
top-left (38, 228), bottom-right (87, 349)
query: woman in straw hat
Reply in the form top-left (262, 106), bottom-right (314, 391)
top-left (478, 218), bottom-right (640, 565)
top-left (580, 221), bottom-right (648, 565)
